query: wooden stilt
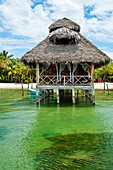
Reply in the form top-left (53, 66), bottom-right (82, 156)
top-left (91, 89), bottom-right (95, 105)
top-left (43, 90), bottom-right (46, 103)
top-left (36, 86), bottom-right (38, 98)
top-left (72, 88), bottom-right (75, 104)
top-left (91, 63), bottom-right (94, 86)
top-left (36, 62), bottom-right (40, 104)
top-left (85, 90), bottom-right (87, 97)
top-left (87, 89), bottom-right (95, 105)
top-left (56, 89), bottom-right (59, 104)
top-left (85, 90), bottom-right (87, 101)
top-left (77, 90), bottom-right (78, 97)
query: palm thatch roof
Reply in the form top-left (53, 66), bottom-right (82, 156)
top-left (49, 17), bottom-right (80, 33)
top-left (21, 17), bottom-right (111, 68)
top-left (49, 27), bottom-right (80, 44)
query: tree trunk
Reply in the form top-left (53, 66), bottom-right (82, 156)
top-left (27, 82), bottom-right (29, 89)
top-left (103, 74), bottom-right (106, 92)
top-left (21, 79), bottom-right (24, 96)
top-left (30, 73), bottom-right (33, 89)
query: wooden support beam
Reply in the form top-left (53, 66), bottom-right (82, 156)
top-left (90, 63), bottom-right (95, 104)
top-left (77, 89), bottom-right (79, 99)
top-left (36, 88), bottom-right (41, 106)
top-left (72, 88), bottom-right (75, 104)
top-left (87, 89), bottom-right (95, 105)
top-left (56, 89), bottom-right (59, 104)
top-left (36, 62), bottom-right (39, 85)
top-left (91, 63), bottom-right (94, 86)
top-left (64, 76), bottom-right (66, 86)
top-left (36, 62), bottom-right (39, 100)
top-left (91, 89), bottom-right (95, 105)
top-left (85, 90), bottom-right (88, 97)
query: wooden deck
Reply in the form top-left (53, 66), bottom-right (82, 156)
top-left (37, 84), bottom-right (94, 90)
top-left (36, 75), bottom-right (95, 105)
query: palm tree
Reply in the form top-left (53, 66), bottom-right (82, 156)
top-left (0, 50), bottom-right (13, 82)
top-left (0, 50), bottom-right (34, 94)
top-left (94, 62), bottom-right (113, 91)
top-left (0, 50), bottom-right (13, 59)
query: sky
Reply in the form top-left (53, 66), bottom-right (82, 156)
top-left (0, 0), bottom-right (113, 59)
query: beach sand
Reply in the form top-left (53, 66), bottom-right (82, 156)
top-left (0, 83), bottom-right (36, 89)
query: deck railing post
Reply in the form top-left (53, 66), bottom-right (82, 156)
top-left (64, 76), bottom-right (66, 86)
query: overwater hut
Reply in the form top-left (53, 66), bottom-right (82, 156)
top-left (21, 18), bottom-right (111, 104)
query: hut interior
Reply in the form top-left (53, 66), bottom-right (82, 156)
top-left (39, 62), bottom-right (91, 85)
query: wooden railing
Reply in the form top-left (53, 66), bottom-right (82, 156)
top-left (39, 75), bottom-right (91, 86)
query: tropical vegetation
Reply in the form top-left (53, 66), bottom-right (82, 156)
top-left (0, 50), bottom-right (36, 86)
top-left (94, 62), bottom-right (113, 82)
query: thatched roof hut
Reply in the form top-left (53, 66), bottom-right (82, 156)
top-left (21, 17), bottom-right (111, 68)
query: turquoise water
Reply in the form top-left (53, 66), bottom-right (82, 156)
top-left (0, 89), bottom-right (113, 169)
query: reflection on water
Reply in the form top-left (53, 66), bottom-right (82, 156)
top-left (0, 89), bottom-right (113, 170)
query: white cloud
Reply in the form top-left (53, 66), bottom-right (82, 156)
top-left (43, 0), bottom-right (113, 45)
top-left (0, 0), bottom-right (51, 38)
top-left (0, 37), bottom-right (35, 50)
top-left (102, 50), bottom-right (113, 60)
top-left (0, 27), bottom-right (3, 32)
top-left (0, 37), bottom-right (38, 58)
top-left (0, 0), bottom-right (113, 59)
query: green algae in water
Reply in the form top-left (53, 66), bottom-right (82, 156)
top-left (36, 133), bottom-right (113, 170)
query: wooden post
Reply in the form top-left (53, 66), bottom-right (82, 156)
top-left (64, 76), bottom-right (66, 86)
top-left (85, 90), bottom-right (88, 97)
top-left (72, 88), bottom-right (75, 104)
top-left (77, 89), bottom-right (79, 99)
top-left (91, 63), bottom-right (94, 86)
top-left (91, 89), bottom-right (95, 105)
top-left (91, 63), bottom-right (95, 104)
top-left (43, 90), bottom-right (46, 103)
top-left (36, 62), bottom-right (40, 103)
top-left (56, 89), bottom-right (59, 104)
top-left (106, 83), bottom-right (110, 95)
top-left (21, 79), bottom-right (24, 96)
top-left (36, 62), bottom-right (39, 85)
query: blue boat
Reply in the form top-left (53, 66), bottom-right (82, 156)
top-left (29, 89), bottom-right (41, 96)
top-left (29, 89), bottom-right (36, 95)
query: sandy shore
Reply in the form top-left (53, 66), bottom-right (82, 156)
top-left (0, 82), bottom-right (113, 90)
top-left (0, 83), bottom-right (36, 89)
top-left (94, 82), bottom-right (113, 89)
